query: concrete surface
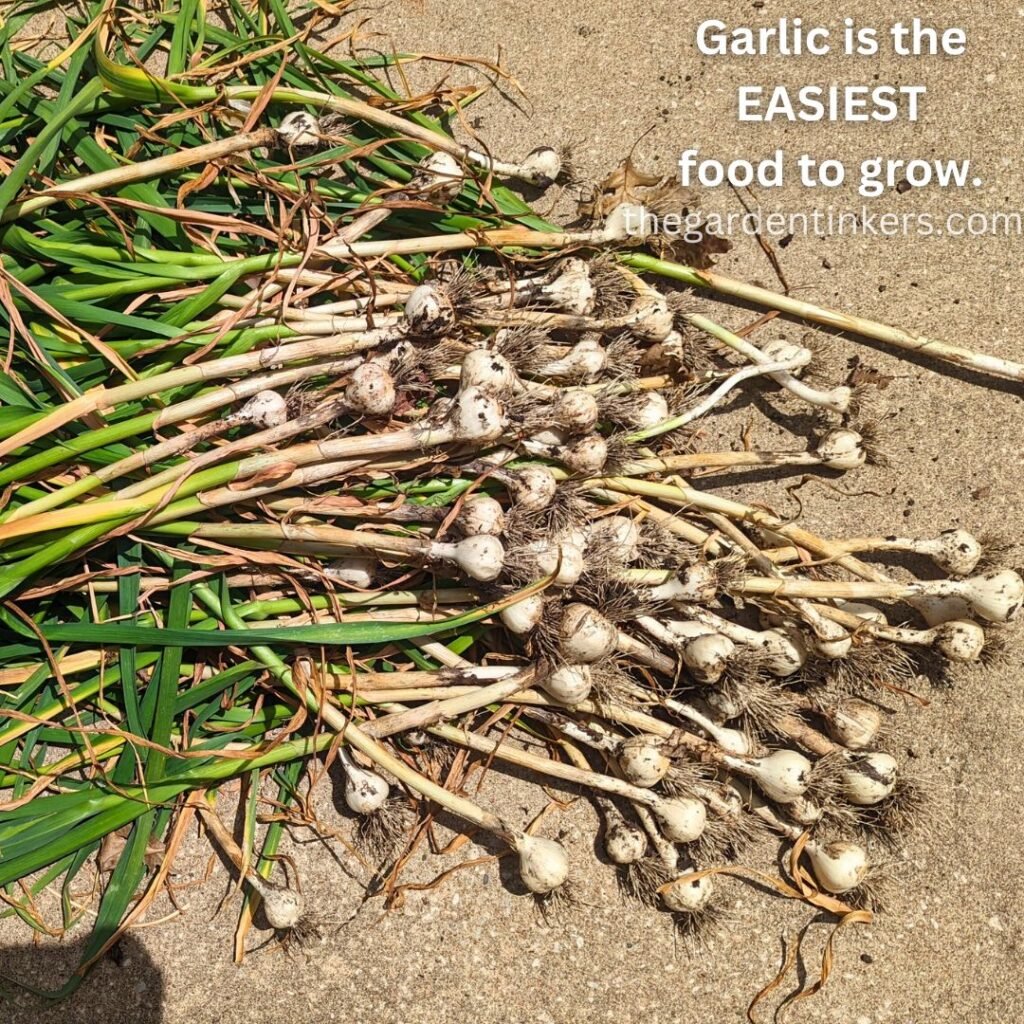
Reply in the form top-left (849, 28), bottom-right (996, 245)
top-left (2, 1), bottom-right (1023, 1021)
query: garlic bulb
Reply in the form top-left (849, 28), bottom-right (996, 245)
top-left (757, 627), bottom-right (809, 677)
top-left (652, 795), bottom-right (707, 843)
top-left (414, 150), bottom-right (464, 200)
top-left (762, 338), bottom-right (811, 377)
top-left (456, 494), bottom-right (506, 537)
top-left (542, 258), bottom-right (595, 315)
top-left (591, 516), bottom-right (641, 563)
top-left (704, 721), bottom-right (752, 757)
top-left (257, 882), bottom-right (305, 930)
top-left (604, 818), bottom-right (648, 865)
top-left (432, 534), bottom-right (505, 582)
top-left (518, 146), bottom-right (562, 187)
top-left (742, 748), bottom-right (811, 803)
top-left (405, 283), bottom-right (455, 336)
top-left (345, 362), bottom-right (396, 417)
top-left (661, 873), bottom-right (714, 913)
top-left (628, 391), bottom-right (669, 430)
top-left (513, 832), bottom-right (570, 894)
top-left (680, 631), bottom-right (735, 684)
top-left (558, 604), bottom-right (617, 663)
top-left (934, 619), bottom-right (985, 661)
top-left (692, 610), bottom-right (808, 677)
top-left (540, 663), bottom-right (592, 705)
top-left (560, 434), bottom-right (608, 475)
top-left (648, 562), bottom-right (718, 604)
top-left (602, 203), bottom-right (653, 242)
top-left (825, 699), bottom-right (883, 751)
top-left (372, 338), bottom-right (416, 372)
top-left (630, 298), bottom-right (674, 343)
top-left (810, 617), bottom-right (853, 660)
top-left (948, 570), bottom-right (1023, 624)
top-left (340, 750), bottom-right (390, 814)
top-left (815, 428), bottom-right (866, 471)
top-left (511, 465), bottom-right (558, 511)
top-left (230, 390), bottom-right (289, 429)
top-left (616, 735), bottom-right (671, 788)
top-left (460, 349), bottom-right (516, 395)
top-left (325, 555), bottom-right (376, 589)
top-left (276, 110), bottom-right (320, 147)
top-left (448, 386), bottom-right (507, 442)
top-left (554, 389), bottom-right (600, 433)
top-left (536, 338), bottom-right (606, 381)
top-left (524, 539), bottom-right (585, 587)
top-left (842, 751), bottom-right (897, 806)
top-left (500, 593), bottom-right (545, 635)
top-left (556, 523), bottom-right (591, 550)
top-left (522, 424), bottom-right (567, 453)
top-left (702, 687), bottom-right (743, 722)
top-left (929, 529), bottom-right (983, 576)
top-left (805, 839), bottom-right (869, 894)
top-left (786, 795), bottom-right (824, 826)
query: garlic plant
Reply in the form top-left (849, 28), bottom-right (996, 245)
top-left (1, 4), bottom-right (1021, 1001)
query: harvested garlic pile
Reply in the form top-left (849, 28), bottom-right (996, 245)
top-left (2, 12), bottom-right (1022, 996)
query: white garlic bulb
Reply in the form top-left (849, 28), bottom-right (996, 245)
top-left (805, 839), bottom-right (869, 894)
top-left (554, 389), bottom-right (600, 433)
top-left (652, 796), bottom-right (707, 843)
top-left (540, 663), bottom-right (592, 705)
top-left (681, 632), bottom-right (735, 684)
top-left (500, 593), bottom-right (545, 635)
top-left (525, 539), bottom-right (586, 587)
top-left (325, 555), bottom-right (376, 589)
top-left (743, 748), bottom-right (811, 803)
top-left (825, 699), bottom-right (883, 751)
top-left (405, 283), bottom-right (455, 336)
top-left (345, 362), bottom-right (396, 417)
top-left (432, 534), bottom-right (505, 582)
top-left (513, 832), bottom-right (570, 894)
top-left (414, 150), bottom-right (464, 200)
top-left (604, 818), bottom-right (648, 865)
top-left (616, 736), bottom-right (670, 788)
top-left (448, 386), bottom-right (507, 442)
top-left (511, 465), bottom-right (558, 511)
top-left (591, 515), bottom-right (641, 563)
top-left (456, 494), bottom-right (506, 537)
top-left (560, 434), bottom-right (608, 475)
top-left (661, 873), bottom-right (714, 913)
top-left (841, 751), bottom-right (898, 806)
top-left (558, 604), bottom-right (617, 664)
top-left (815, 428), bottom-right (866, 471)
top-left (340, 751), bottom-right (390, 814)
top-left (934, 619), bottom-right (985, 662)
top-left (257, 883), bottom-right (305, 930)
top-left (460, 349), bottom-right (516, 395)
top-left (232, 390), bottom-right (289, 429)
top-left (518, 146), bottom-right (562, 187)
top-left (602, 203), bottom-right (653, 242)
top-left (276, 110), bottom-right (321, 147)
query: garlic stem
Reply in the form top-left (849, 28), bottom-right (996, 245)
top-left (684, 313), bottom-right (851, 413)
top-left (423, 718), bottom-right (705, 823)
top-left (628, 355), bottom-right (813, 442)
top-left (766, 530), bottom-right (983, 576)
top-left (464, 145), bottom-right (562, 187)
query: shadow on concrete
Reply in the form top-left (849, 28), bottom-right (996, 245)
top-left (0, 933), bottom-right (163, 1024)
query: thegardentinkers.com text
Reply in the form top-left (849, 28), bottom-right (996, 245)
top-left (624, 206), bottom-right (1024, 242)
